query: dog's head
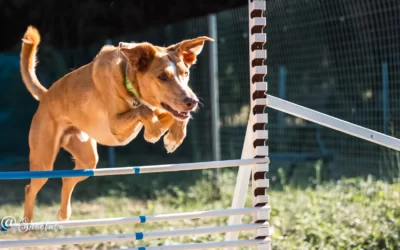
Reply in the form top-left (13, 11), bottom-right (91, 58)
top-left (119, 37), bottom-right (213, 120)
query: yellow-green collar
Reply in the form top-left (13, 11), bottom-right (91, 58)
top-left (125, 77), bottom-right (142, 106)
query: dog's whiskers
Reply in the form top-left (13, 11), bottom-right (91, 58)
top-left (197, 96), bottom-right (204, 108)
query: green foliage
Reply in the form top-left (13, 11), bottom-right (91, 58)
top-left (271, 177), bottom-right (400, 250)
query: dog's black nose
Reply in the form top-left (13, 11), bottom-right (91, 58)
top-left (183, 97), bottom-right (199, 109)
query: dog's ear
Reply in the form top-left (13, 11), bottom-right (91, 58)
top-left (119, 42), bottom-right (156, 72)
top-left (168, 36), bottom-right (214, 66)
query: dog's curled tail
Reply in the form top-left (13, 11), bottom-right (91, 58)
top-left (20, 25), bottom-right (47, 101)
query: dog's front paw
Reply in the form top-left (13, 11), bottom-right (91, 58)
top-left (144, 120), bottom-right (165, 144)
top-left (163, 132), bottom-right (183, 153)
top-left (56, 209), bottom-right (71, 221)
top-left (144, 132), bottom-right (162, 143)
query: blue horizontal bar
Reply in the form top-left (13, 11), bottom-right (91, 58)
top-left (0, 169), bottom-right (95, 180)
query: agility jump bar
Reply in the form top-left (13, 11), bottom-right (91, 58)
top-left (124, 238), bottom-right (271, 250)
top-left (2, 206), bottom-right (270, 231)
top-left (267, 95), bottom-right (400, 151)
top-left (0, 158), bottom-right (268, 180)
top-left (0, 223), bottom-right (269, 248)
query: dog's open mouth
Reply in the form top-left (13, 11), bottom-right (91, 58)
top-left (161, 102), bottom-right (190, 119)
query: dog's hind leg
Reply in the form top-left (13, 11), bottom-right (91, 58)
top-left (58, 135), bottom-right (98, 221)
top-left (24, 115), bottom-right (62, 222)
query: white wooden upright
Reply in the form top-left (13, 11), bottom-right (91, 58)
top-left (225, 1), bottom-right (270, 249)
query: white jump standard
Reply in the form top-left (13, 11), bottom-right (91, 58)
top-left (226, 1), bottom-right (400, 250)
top-left (225, 0), bottom-right (270, 249)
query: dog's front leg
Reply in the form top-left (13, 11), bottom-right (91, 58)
top-left (152, 111), bottom-right (189, 153)
top-left (110, 105), bottom-right (165, 144)
top-left (163, 119), bottom-right (189, 153)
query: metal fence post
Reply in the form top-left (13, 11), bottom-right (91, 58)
top-left (382, 62), bottom-right (389, 135)
top-left (277, 66), bottom-right (286, 151)
top-left (208, 14), bottom-right (221, 162)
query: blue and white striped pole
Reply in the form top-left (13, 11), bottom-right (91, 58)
top-left (1, 206), bottom-right (270, 231)
top-left (0, 223), bottom-right (269, 248)
top-left (126, 239), bottom-right (271, 250)
top-left (0, 158), bottom-right (269, 180)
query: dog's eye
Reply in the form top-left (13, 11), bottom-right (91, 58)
top-left (184, 72), bottom-right (189, 77)
top-left (158, 73), bottom-right (168, 81)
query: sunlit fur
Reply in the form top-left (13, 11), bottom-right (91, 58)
top-left (19, 25), bottom-right (213, 223)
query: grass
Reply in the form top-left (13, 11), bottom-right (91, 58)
top-left (0, 170), bottom-right (399, 250)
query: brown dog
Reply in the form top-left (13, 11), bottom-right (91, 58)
top-left (20, 26), bottom-right (212, 222)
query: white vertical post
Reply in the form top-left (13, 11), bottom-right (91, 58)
top-left (225, 1), bottom-right (269, 249)
top-left (208, 14), bottom-right (221, 162)
top-left (224, 122), bottom-right (254, 246)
